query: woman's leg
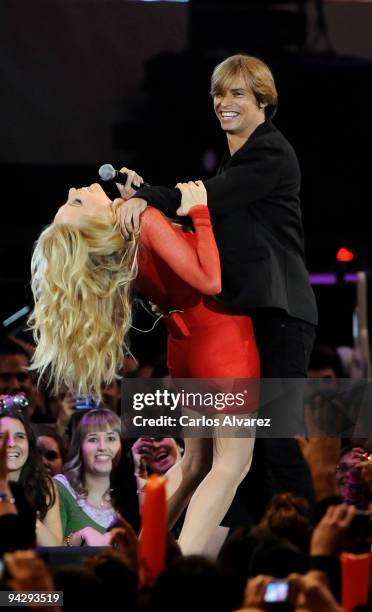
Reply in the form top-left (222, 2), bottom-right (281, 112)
top-left (165, 437), bottom-right (213, 528)
top-left (178, 423), bottom-right (255, 555)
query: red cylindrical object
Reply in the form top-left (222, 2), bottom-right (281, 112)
top-left (341, 552), bottom-right (371, 612)
top-left (138, 474), bottom-right (167, 589)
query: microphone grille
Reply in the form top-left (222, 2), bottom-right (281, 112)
top-left (98, 164), bottom-right (116, 181)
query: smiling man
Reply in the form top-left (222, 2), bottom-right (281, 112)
top-left (117, 54), bottom-right (318, 512)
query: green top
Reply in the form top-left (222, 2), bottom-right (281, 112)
top-left (54, 474), bottom-right (116, 536)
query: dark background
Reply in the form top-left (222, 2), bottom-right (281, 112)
top-left (1, 0), bottom-right (372, 360)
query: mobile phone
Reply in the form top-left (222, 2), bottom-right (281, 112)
top-left (264, 581), bottom-right (291, 603)
top-left (74, 395), bottom-right (99, 410)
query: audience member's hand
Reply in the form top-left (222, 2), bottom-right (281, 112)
top-left (176, 181), bottom-right (207, 216)
top-left (0, 430), bottom-right (9, 483)
top-left (239, 575), bottom-right (275, 611)
top-left (296, 436), bottom-right (341, 500)
top-left (132, 437), bottom-right (154, 478)
top-left (288, 571), bottom-right (342, 612)
top-left (4, 549), bottom-right (55, 592)
top-left (117, 197), bottom-right (148, 238)
top-left (116, 166), bottom-right (144, 200)
top-left (310, 503), bottom-right (355, 555)
top-left (69, 526), bottom-right (111, 546)
top-left (356, 456), bottom-right (372, 492)
top-left (296, 436), bottom-right (341, 472)
top-left (109, 515), bottom-right (138, 572)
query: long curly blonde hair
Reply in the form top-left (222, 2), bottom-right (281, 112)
top-left (29, 202), bottom-right (138, 398)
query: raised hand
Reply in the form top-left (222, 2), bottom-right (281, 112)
top-left (310, 503), bottom-right (355, 555)
top-left (132, 437), bottom-right (155, 478)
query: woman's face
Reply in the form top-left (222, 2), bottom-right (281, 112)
top-left (0, 417), bottom-right (29, 478)
top-left (81, 428), bottom-right (121, 476)
top-left (54, 183), bottom-right (113, 226)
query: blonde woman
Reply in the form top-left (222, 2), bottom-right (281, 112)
top-left (30, 182), bottom-right (259, 555)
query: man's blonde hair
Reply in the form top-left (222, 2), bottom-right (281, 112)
top-left (29, 201), bottom-right (138, 398)
top-left (211, 54), bottom-right (278, 118)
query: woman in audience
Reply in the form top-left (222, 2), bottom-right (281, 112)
top-left (0, 407), bottom-right (62, 545)
top-left (55, 408), bottom-right (138, 545)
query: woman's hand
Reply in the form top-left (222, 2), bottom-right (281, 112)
top-left (68, 526), bottom-right (111, 546)
top-left (176, 180), bottom-right (207, 216)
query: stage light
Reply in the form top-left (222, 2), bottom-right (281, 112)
top-left (336, 247), bottom-right (354, 262)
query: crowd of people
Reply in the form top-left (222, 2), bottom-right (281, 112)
top-left (1, 337), bottom-right (372, 610)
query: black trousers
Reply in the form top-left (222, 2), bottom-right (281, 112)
top-left (228, 311), bottom-right (317, 524)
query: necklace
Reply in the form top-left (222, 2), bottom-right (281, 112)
top-left (86, 489), bottom-right (113, 509)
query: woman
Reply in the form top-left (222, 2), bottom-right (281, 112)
top-left (0, 407), bottom-right (62, 545)
top-left (54, 408), bottom-right (139, 545)
top-left (30, 181), bottom-right (259, 554)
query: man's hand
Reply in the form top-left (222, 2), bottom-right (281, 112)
top-left (310, 503), bottom-right (355, 556)
top-left (117, 197), bottom-right (148, 238)
top-left (116, 166), bottom-right (144, 201)
top-left (176, 180), bottom-right (207, 216)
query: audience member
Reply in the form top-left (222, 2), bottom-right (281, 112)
top-left (34, 424), bottom-right (65, 476)
top-left (0, 408), bottom-right (62, 545)
top-left (54, 408), bottom-right (139, 545)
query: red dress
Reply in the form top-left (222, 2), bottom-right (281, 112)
top-left (136, 205), bottom-right (260, 385)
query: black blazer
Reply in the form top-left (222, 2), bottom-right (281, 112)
top-left (135, 120), bottom-right (318, 325)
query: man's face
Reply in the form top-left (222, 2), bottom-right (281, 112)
top-left (0, 354), bottom-right (33, 397)
top-left (213, 75), bottom-right (264, 138)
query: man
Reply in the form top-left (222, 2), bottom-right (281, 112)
top-left (0, 341), bottom-right (34, 419)
top-left (0, 340), bottom-right (54, 422)
top-left (117, 55), bottom-right (318, 508)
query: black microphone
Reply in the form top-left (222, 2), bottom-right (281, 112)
top-left (98, 164), bottom-right (150, 189)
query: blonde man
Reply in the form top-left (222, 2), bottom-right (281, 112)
top-left (117, 54), bottom-right (318, 517)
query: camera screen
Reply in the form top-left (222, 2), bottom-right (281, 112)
top-left (264, 581), bottom-right (289, 603)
